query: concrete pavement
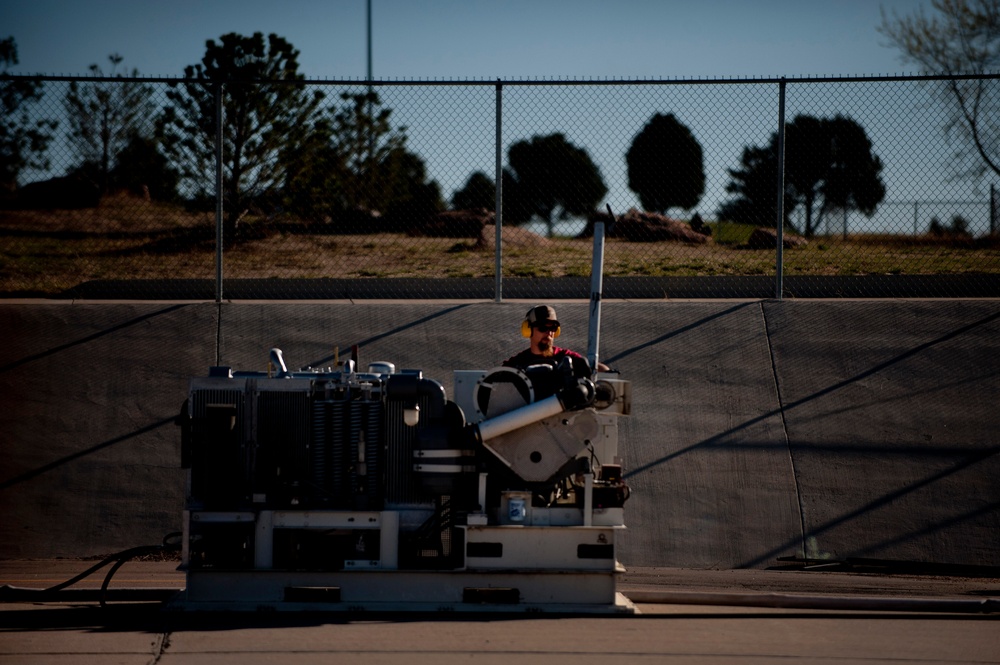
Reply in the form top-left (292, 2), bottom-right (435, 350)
top-left (1, 560), bottom-right (998, 664)
top-left (2, 604), bottom-right (998, 664)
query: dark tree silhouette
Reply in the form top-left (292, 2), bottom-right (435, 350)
top-left (281, 121), bottom-right (346, 223)
top-left (64, 53), bottom-right (155, 195)
top-left (109, 135), bottom-right (180, 201)
top-left (0, 37), bottom-right (57, 193)
top-left (717, 143), bottom-right (788, 229)
top-left (326, 90), bottom-right (406, 214)
top-left (284, 90), bottom-right (442, 227)
top-left (158, 32), bottom-right (325, 245)
top-left (377, 145), bottom-right (443, 225)
top-left (504, 133), bottom-right (607, 237)
top-left (451, 171), bottom-right (495, 210)
top-left (626, 112), bottom-right (705, 213)
top-left (719, 114), bottom-right (886, 237)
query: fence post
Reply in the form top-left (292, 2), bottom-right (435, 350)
top-left (774, 78), bottom-right (787, 300)
top-left (991, 184), bottom-right (997, 236)
top-left (214, 82), bottom-right (224, 304)
top-left (494, 79), bottom-right (503, 303)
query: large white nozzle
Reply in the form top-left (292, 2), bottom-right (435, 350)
top-left (269, 348), bottom-right (288, 377)
top-left (476, 394), bottom-right (564, 443)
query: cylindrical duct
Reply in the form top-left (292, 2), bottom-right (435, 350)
top-left (476, 394), bottom-right (564, 443)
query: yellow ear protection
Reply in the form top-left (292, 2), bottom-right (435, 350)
top-left (521, 320), bottom-right (561, 338)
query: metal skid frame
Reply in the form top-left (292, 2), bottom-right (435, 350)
top-left (174, 505), bottom-right (633, 613)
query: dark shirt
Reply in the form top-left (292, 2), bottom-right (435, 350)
top-left (502, 346), bottom-right (584, 370)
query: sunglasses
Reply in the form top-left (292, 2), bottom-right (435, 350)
top-left (534, 323), bottom-right (559, 333)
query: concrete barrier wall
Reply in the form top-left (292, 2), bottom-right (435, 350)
top-left (1, 300), bottom-right (997, 568)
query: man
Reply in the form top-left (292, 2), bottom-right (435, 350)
top-left (502, 305), bottom-right (609, 371)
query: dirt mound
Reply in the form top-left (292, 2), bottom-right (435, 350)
top-left (412, 208), bottom-right (493, 237)
top-left (583, 208), bottom-right (710, 243)
top-left (475, 224), bottom-right (550, 250)
top-left (744, 227), bottom-right (808, 249)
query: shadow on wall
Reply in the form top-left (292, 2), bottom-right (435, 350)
top-left (1, 300), bottom-right (998, 565)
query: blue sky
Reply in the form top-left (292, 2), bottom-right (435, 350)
top-left (7, 0), bottom-right (991, 233)
top-left (5, 0), bottom-right (925, 79)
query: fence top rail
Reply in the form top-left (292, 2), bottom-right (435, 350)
top-left (4, 72), bottom-right (1000, 86)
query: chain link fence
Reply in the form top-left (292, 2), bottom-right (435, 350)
top-left (2, 74), bottom-right (998, 299)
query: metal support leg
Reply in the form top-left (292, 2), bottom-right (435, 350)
top-left (255, 510), bottom-right (273, 569)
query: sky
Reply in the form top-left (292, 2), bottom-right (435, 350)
top-left (4, 0), bottom-right (926, 81)
top-left (5, 0), bottom-right (992, 234)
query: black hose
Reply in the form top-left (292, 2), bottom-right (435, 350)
top-left (40, 532), bottom-right (182, 607)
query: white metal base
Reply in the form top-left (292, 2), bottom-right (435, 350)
top-left (169, 569), bottom-right (635, 614)
top-left (180, 505), bottom-right (630, 613)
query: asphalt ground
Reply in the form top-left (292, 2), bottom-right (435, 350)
top-left (0, 560), bottom-right (998, 664)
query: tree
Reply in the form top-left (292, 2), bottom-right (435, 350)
top-left (109, 135), bottom-right (180, 201)
top-left (327, 90), bottom-right (405, 214)
top-left (377, 146), bottom-right (443, 225)
top-left (65, 133), bottom-right (180, 202)
top-left (783, 115), bottom-right (886, 237)
top-left (158, 32), bottom-right (325, 244)
top-left (451, 171), bottom-right (495, 210)
top-left (717, 144), bottom-right (788, 229)
top-left (880, 0), bottom-right (1000, 180)
top-left (280, 123), bottom-right (347, 223)
top-left (283, 90), bottom-right (443, 227)
top-left (504, 133), bottom-right (607, 237)
top-left (719, 114), bottom-right (886, 237)
top-left (0, 36), bottom-right (57, 193)
top-left (64, 53), bottom-right (156, 195)
top-left (625, 112), bottom-right (705, 213)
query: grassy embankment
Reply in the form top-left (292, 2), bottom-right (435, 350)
top-left (2, 194), bottom-right (997, 295)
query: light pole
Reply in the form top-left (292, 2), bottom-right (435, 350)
top-left (366, 0), bottom-right (374, 211)
top-left (367, 0), bottom-right (372, 83)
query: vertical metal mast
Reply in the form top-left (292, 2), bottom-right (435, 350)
top-left (587, 205), bottom-right (614, 373)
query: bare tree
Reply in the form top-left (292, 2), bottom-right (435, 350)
top-left (880, 0), bottom-right (1000, 180)
top-left (64, 54), bottom-right (155, 194)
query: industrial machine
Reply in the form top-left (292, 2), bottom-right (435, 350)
top-left (172, 213), bottom-right (630, 612)
top-left (174, 349), bottom-right (631, 612)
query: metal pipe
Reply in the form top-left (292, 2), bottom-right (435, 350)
top-left (269, 348), bottom-right (288, 376)
top-left (587, 222), bottom-right (605, 371)
top-left (366, 0), bottom-right (372, 84)
top-left (476, 394), bottom-right (564, 443)
top-left (588, 204), bottom-right (614, 372)
top-left (774, 79), bottom-right (786, 301)
top-left (214, 82), bottom-right (224, 303)
top-left (992, 184), bottom-right (997, 235)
